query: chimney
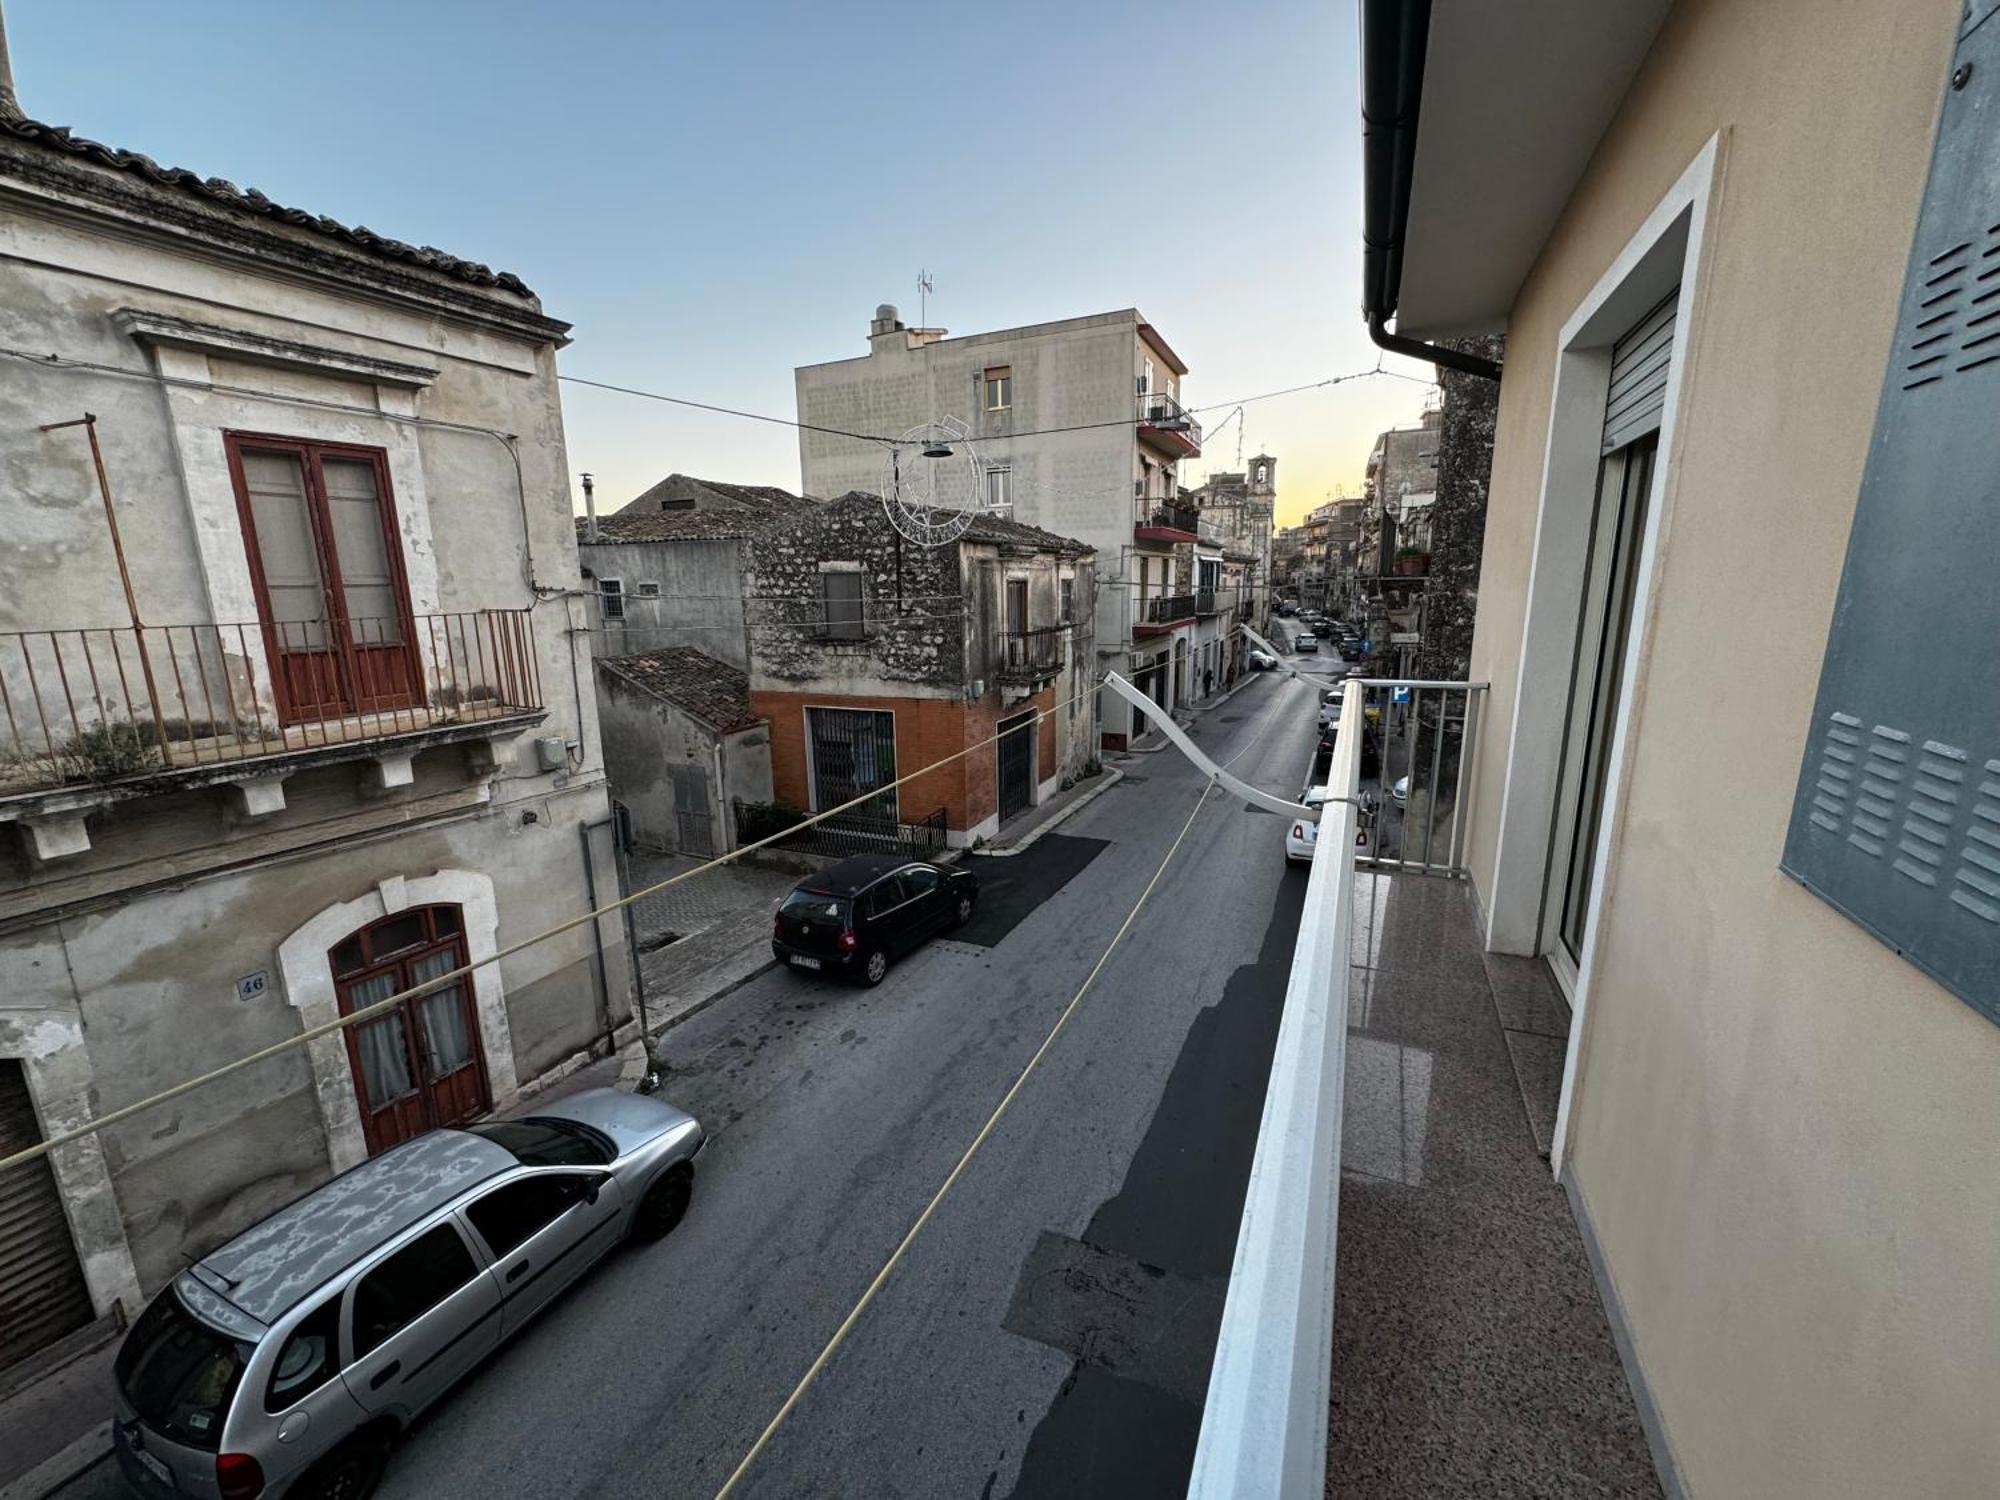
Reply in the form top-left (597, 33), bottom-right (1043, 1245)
top-left (581, 472), bottom-right (600, 544)
top-left (0, 2), bottom-right (23, 124)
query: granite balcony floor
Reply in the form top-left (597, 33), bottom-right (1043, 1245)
top-left (1329, 871), bottom-right (1662, 1499)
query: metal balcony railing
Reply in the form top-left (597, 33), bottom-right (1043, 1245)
top-left (996, 625), bottom-right (1066, 683)
top-left (1141, 593), bottom-right (1197, 625)
top-left (0, 609), bottom-right (541, 798)
top-left (1136, 390), bottom-right (1204, 454)
top-left (1135, 497), bottom-right (1202, 535)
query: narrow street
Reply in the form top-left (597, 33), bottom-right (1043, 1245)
top-left (55, 664), bottom-right (1336, 1500)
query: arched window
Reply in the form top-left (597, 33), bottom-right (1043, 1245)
top-left (329, 905), bottom-right (487, 1154)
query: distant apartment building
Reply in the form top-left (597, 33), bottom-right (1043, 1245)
top-left (796, 306), bottom-right (1204, 748)
top-left (0, 109), bottom-right (625, 1367)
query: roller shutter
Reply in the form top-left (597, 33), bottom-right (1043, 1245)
top-left (1601, 292), bottom-right (1679, 454)
top-left (0, 1061), bottom-right (95, 1372)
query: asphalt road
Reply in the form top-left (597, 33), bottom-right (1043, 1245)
top-left (61, 660), bottom-right (1341, 1500)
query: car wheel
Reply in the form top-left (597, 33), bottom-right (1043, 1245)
top-left (952, 893), bottom-right (975, 928)
top-left (632, 1164), bottom-right (694, 1243)
top-left (860, 948), bottom-right (889, 986)
top-left (291, 1432), bottom-right (390, 1500)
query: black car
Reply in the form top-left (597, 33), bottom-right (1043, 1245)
top-left (772, 853), bottom-right (978, 985)
top-left (1338, 637), bottom-right (1366, 661)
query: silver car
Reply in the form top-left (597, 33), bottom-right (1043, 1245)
top-left (109, 1088), bottom-right (703, 1500)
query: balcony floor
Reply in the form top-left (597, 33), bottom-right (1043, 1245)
top-left (1330, 871), bottom-right (1661, 1498)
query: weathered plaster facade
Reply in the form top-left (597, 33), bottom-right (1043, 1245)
top-left (0, 116), bottom-right (628, 1339)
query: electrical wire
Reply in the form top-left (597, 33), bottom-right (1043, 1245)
top-left (0, 631), bottom-right (1262, 1180)
top-left (561, 362), bottom-right (1432, 450)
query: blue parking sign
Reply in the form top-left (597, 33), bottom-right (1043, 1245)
top-left (1391, 686), bottom-right (1410, 704)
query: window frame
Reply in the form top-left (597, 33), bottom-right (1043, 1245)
top-left (462, 1169), bottom-right (600, 1261)
top-left (598, 577), bottom-right (626, 620)
top-left (263, 1295), bottom-right (344, 1415)
top-left (984, 367), bottom-right (1012, 412)
top-left (819, 569), bottom-right (866, 640)
top-left (345, 1219), bottom-right (482, 1360)
top-left (984, 464), bottom-right (1013, 511)
top-left (223, 432), bottom-right (418, 726)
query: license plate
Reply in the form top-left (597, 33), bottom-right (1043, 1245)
top-left (129, 1441), bottom-right (173, 1487)
top-left (789, 955), bottom-right (822, 971)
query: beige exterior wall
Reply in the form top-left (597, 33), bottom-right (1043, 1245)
top-left (1461, 0), bottom-right (1997, 1494)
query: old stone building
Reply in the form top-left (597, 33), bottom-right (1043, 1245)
top-left (0, 109), bottom-right (626, 1370)
top-left (576, 474), bottom-right (820, 668)
top-left (742, 494), bottom-right (1094, 845)
top-left (593, 647), bottom-right (773, 856)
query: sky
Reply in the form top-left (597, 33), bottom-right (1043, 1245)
top-left (11, 0), bottom-right (1435, 528)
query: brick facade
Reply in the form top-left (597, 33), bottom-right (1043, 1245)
top-left (752, 683), bottom-right (1057, 835)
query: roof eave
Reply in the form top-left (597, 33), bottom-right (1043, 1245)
top-left (1374, 0), bottom-right (1673, 340)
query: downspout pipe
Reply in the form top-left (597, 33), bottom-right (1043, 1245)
top-left (1360, 0), bottom-right (1503, 383)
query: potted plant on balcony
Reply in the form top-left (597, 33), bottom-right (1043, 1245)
top-left (1394, 546), bottom-right (1431, 577)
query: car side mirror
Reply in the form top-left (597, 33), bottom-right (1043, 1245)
top-left (581, 1178), bottom-right (602, 1206)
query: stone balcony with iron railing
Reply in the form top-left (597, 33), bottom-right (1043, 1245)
top-left (994, 624), bottom-right (1067, 686)
top-left (1188, 668), bottom-right (1661, 1499)
top-left (0, 609), bottom-right (545, 859)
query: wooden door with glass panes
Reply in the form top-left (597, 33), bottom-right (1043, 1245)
top-left (330, 905), bottom-right (488, 1155)
top-left (227, 434), bottom-right (419, 725)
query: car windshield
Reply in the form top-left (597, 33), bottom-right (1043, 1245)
top-left (115, 1287), bottom-right (253, 1451)
top-left (780, 890), bottom-right (849, 922)
top-left (464, 1116), bottom-right (614, 1167)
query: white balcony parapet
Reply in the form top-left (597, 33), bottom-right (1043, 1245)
top-left (1187, 677), bottom-right (1364, 1500)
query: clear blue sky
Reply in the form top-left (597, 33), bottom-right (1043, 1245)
top-left (12, 0), bottom-right (1432, 525)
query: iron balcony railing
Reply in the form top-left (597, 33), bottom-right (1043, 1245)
top-left (0, 610), bottom-right (541, 797)
top-left (1136, 390), bottom-right (1204, 451)
top-left (996, 625), bottom-right (1066, 683)
top-left (1135, 496), bottom-right (1203, 535)
top-left (1141, 593), bottom-right (1197, 625)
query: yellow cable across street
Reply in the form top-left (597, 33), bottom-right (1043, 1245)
top-left (710, 774), bottom-right (1221, 1499)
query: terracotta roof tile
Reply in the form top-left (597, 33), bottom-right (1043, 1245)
top-left (597, 647), bottom-right (760, 733)
top-left (0, 116), bottom-right (535, 296)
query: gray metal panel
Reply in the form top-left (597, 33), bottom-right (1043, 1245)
top-left (1601, 292), bottom-right (1678, 454)
top-left (1783, 24), bottom-right (2000, 1020)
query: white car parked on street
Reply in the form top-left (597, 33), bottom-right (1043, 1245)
top-left (1285, 787), bottom-right (1334, 863)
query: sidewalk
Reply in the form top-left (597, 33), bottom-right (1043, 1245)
top-left (0, 1322), bottom-right (119, 1500)
top-left (981, 765), bottom-right (1124, 856)
top-left (624, 848), bottom-right (802, 1041)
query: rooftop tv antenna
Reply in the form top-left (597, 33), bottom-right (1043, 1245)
top-left (883, 269), bottom-right (981, 545)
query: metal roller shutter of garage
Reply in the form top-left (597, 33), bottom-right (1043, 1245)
top-left (1602, 291), bottom-right (1680, 454)
top-left (0, 1061), bottom-right (95, 1372)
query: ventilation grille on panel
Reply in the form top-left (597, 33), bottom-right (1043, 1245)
top-left (1902, 220), bottom-right (2000, 389)
top-left (1804, 712), bottom-right (2000, 928)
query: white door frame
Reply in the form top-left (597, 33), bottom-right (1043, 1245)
top-left (1481, 134), bottom-right (1726, 1175)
